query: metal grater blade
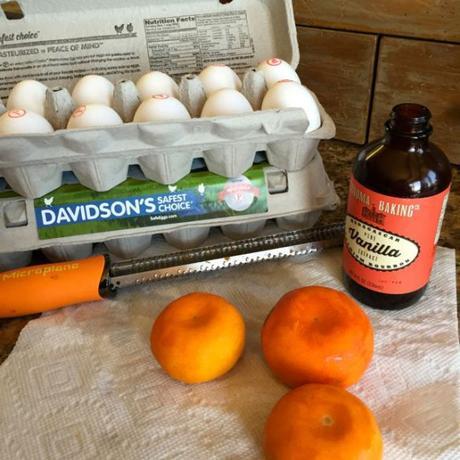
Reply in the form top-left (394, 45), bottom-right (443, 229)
top-left (109, 223), bottom-right (345, 290)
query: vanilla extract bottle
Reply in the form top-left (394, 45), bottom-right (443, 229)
top-left (343, 104), bottom-right (452, 310)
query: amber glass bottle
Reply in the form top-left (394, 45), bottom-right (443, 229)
top-left (343, 104), bottom-right (452, 310)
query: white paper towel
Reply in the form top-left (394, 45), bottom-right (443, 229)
top-left (0, 247), bottom-right (458, 460)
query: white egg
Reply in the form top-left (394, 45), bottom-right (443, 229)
top-left (136, 71), bottom-right (179, 101)
top-left (133, 95), bottom-right (191, 122)
top-left (67, 104), bottom-right (123, 129)
top-left (198, 64), bottom-right (242, 96)
top-left (201, 89), bottom-right (253, 118)
top-left (0, 109), bottom-right (54, 135)
top-left (72, 75), bottom-right (114, 106)
top-left (7, 80), bottom-right (48, 116)
top-left (257, 58), bottom-right (300, 89)
top-left (262, 81), bottom-right (321, 133)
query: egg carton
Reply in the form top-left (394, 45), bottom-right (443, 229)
top-left (0, 0), bottom-right (333, 198)
top-left (0, 153), bottom-right (339, 270)
top-left (0, 104), bottom-right (332, 198)
top-left (0, 71), bottom-right (335, 199)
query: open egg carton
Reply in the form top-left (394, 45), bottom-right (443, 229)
top-left (0, 155), bottom-right (339, 270)
top-left (0, 0), bottom-right (339, 270)
top-left (0, 0), bottom-right (335, 200)
top-left (0, 79), bottom-right (334, 199)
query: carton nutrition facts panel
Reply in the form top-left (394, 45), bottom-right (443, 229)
top-left (144, 11), bottom-right (255, 75)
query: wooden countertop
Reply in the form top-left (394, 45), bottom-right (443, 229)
top-left (1, 140), bottom-right (458, 365)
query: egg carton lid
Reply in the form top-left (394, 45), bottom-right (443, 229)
top-left (0, 0), bottom-right (298, 100)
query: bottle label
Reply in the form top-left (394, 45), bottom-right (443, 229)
top-left (343, 177), bottom-right (450, 295)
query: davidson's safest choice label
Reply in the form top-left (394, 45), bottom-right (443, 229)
top-left (343, 177), bottom-right (450, 295)
top-left (34, 166), bottom-right (268, 240)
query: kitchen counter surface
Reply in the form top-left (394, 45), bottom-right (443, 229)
top-left (1, 140), bottom-right (458, 365)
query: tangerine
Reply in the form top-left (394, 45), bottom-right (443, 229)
top-left (151, 292), bottom-right (245, 384)
top-left (264, 384), bottom-right (383, 460)
top-left (261, 286), bottom-right (373, 388)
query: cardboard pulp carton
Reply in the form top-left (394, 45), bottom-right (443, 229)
top-left (0, 155), bottom-right (339, 270)
top-left (0, 0), bottom-right (339, 268)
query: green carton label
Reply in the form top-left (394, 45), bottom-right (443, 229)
top-left (34, 164), bottom-right (268, 240)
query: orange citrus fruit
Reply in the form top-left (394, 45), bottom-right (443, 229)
top-left (264, 384), bottom-right (383, 460)
top-left (261, 286), bottom-right (373, 388)
top-left (150, 292), bottom-right (245, 384)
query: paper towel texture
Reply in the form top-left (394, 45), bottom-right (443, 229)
top-left (0, 248), bottom-right (458, 460)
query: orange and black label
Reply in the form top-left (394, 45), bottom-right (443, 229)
top-left (343, 177), bottom-right (450, 295)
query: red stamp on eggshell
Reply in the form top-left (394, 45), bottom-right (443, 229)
top-left (8, 109), bottom-right (26, 118)
top-left (73, 106), bottom-right (86, 117)
top-left (267, 58), bottom-right (282, 66)
top-left (153, 94), bottom-right (169, 100)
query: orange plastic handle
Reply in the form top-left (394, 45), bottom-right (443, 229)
top-left (0, 255), bottom-right (106, 318)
